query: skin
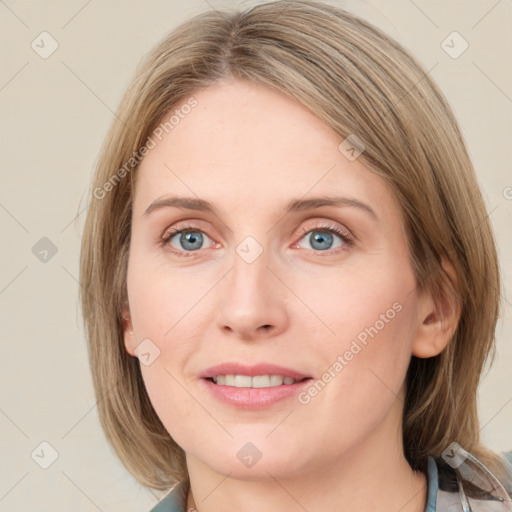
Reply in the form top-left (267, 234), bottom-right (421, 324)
top-left (123, 78), bottom-right (459, 512)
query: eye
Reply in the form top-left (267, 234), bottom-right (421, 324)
top-left (161, 226), bottom-right (215, 257)
top-left (294, 221), bottom-right (354, 254)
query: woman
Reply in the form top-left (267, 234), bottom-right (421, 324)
top-left (79, 1), bottom-right (512, 511)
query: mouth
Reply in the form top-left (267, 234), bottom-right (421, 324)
top-left (199, 362), bottom-right (313, 385)
top-left (205, 374), bottom-right (311, 388)
top-left (199, 362), bottom-right (314, 409)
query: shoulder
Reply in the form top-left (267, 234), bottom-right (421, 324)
top-left (148, 480), bottom-right (189, 512)
top-left (501, 450), bottom-right (512, 495)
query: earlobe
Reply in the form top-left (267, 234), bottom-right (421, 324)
top-left (412, 258), bottom-right (461, 359)
top-left (122, 302), bottom-right (136, 357)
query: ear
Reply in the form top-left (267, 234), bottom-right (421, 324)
top-left (122, 302), bottom-right (136, 357)
top-left (412, 258), bottom-right (461, 358)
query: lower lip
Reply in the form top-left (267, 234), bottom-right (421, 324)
top-left (201, 378), bottom-right (313, 409)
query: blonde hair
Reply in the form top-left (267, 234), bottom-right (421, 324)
top-left (79, 0), bottom-right (507, 490)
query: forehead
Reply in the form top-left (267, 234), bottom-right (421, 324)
top-left (133, 79), bottom-right (396, 219)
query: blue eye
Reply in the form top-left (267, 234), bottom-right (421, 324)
top-left (301, 230), bottom-right (339, 251)
top-left (165, 229), bottom-right (213, 254)
top-left (295, 225), bottom-right (353, 253)
top-left (161, 222), bottom-right (354, 258)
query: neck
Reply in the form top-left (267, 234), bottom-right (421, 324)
top-left (185, 399), bottom-right (427, 512)
top-left (187, 459), bottom-right (426, 512)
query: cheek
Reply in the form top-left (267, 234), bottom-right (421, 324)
top-left (138, 363), bottom-right (208, 456)
top-left (292, 287), bottom-right (418, 454)
top-left (127, 253), bottom-right (202, 341)
top-left (126, 260), bottom-right (211, 446)
top-left (293, 261), bottom-right (418, 398)
top-left (291, 257), bottom-right (415, 348)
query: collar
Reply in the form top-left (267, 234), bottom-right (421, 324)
top-left (150, 479), bottom-right (188, 512)
top-left (429, 446), bottom-right (512, 512)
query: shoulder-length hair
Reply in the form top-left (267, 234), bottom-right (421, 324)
top-left (79, 0), bottom-right (506, 490)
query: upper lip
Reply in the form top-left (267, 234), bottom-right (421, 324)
top-left (199, 362), bottom-right (312, 381)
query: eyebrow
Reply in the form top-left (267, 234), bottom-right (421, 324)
top-left (143, 195), bottom-right (378, 220)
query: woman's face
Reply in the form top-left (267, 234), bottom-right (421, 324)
top-left (124, 78), bottom-right (434, 479)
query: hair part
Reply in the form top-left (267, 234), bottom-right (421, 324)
top-left (80, 0), bottom-right (505, 490)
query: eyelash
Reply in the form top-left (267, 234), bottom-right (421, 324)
top-left (160, 221), bottom-right (354, 258)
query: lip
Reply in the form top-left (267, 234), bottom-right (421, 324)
top-left (199, 362), bottom-right (313, 410)
top-left (201, 376), bottom-right (313, 410)
top-left (199, 362), bottom-right (312, 381)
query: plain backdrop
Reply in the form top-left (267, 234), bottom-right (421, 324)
top-left (1, 1), bottom-right (511, 510)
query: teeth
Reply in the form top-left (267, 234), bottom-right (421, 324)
top-left (234, 375), bottom-right (252, 387)
top-left (253, 375), bottom-right (271, 388)
top-left (270, 375), bottom-right (284, 386)
top-left (211, 374), bottom-right (301, 388)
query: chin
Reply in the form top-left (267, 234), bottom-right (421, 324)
top-left (195, 444), bottom-right (308, 480)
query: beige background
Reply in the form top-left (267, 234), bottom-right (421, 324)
top-left (1, 0), bottom-right (511, 510)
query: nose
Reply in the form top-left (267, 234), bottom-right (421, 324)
top-left (216, 243), bottom-right (289, 341)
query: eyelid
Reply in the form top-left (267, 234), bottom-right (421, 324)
top-left (161, 218), bottom-right (212, 241)
top-left (295, 219), bottom-right (353, 242)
